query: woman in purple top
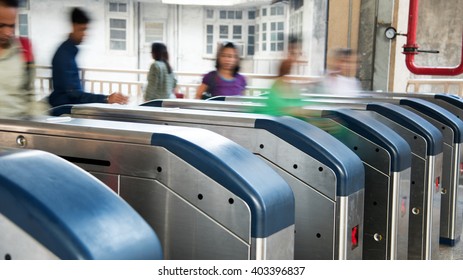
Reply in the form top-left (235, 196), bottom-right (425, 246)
top-left (195, 42), bottom-right (247, 99)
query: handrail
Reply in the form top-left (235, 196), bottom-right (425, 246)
top-left (33, 65), bottom-right (321, 101)
top-left (406, 78), bottom-right (463, 96)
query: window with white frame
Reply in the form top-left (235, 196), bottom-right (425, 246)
top-left (206, 9), bottom-right (214, 19)
top-left (206, 25), bottom-right (214, 54)
top-left (17, 0), bottom-right (29, 37)
top-left (145, 22), bottom-right (165, 44)
top-left (233, 25), bottom-right (242, 40)
top-left (204, 7), bottom-right (256, 57)
top-left (258, 4), bottom-right (286, 54)
top-left (270, 5), bottom-right (284, 16)
top-left (18, 14), bottom-right (28, 37)
top-left (289, 9), bottom-right (303, 43)
top-left (18, 0), bottom-right (29, 9)
top-left (270, 21), bottom-right (284, 51)
top-left (255, 24), bottom-right (259, 53)
top-left (107, 0), bottom-right (129, 51)
top-left (262, 22), bottom-right (267, 51)
top-left (247, 25), bottom-right (255, 56)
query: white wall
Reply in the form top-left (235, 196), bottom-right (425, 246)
top-left (30, 0), bottom-right (138, 70)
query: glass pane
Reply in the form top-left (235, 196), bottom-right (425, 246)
top-left (19, 14), bottom-right (28, 24)
top-left (233, 25), bottom-right (242, 34)
top-left (278, 22), bottom-right (284, 30)
top-left (277, 42), bottom-right (284, 51)
top-left (206, 9), bottom-right (214, 19)
top-left (236, 11), bottom-right (242, 19)
top-left (262, 33), bottom-right (267, 41)
top-left (277, 32), bottom-right (284, 40)
top-left (111, 29), bottom-right (126, 40)
top-left (207, 25), bottom-right (213, 33)
top-left (118, 3), bottom-right (127, 13)
top-left (145, 22), bottom-right (164, 43)
top-left (110, 40), bottom-right (126, 50)
top-left (248, 36), bottom-right (254, 45)
top-left (110, 19), bottom-right (126, 29)
top-left (228, 11), bottom-right (235, 19)
top-left (271, 7), bottom-right (276, 16)
top-left (247, 45), bottom-right (254, 56)
top-left (220, 10), bottom-right (226, 19)
top-left (207, 35), bottom-right (213, 44)
top-left (263, 43), bottom-right (266, 51)
top-left (207, 45), bottom-right (213, 54)
top-left (262, 8), bottom-right (267, 16)
top-left (19, 25), bottom-right (28, 37)
top-left (248, 25), bottom-right (255, 34)
top-left (271, 22), bottom-right (276, 31)
top-left (248, 10), bottom-right (255, 20)
top-left (271, 33), bottom-right (277, 41)
top-left (277, 6), bottom-right (284, 15)
top-left (219, 25), bottom-right (228, 38)
top-left (109, 3), bottom-right (117, 12)
top-left (271, 43), bottom-right (276, 51)
top-left (262, 23), bottom-right (266, 31)
top-left (18, 0), bottom-right (28, 9)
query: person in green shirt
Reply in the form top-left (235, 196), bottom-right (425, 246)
top-left (144, 42), bottom-right (177, 101)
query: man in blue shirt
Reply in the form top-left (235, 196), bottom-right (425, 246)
top-left (48, 7), bottom-right (127, 108)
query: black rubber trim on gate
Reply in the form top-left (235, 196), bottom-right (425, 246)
top-left (322, 108), bottom-right (412, 172)
top-left (435, 94), bottom-right (463, 109)
top-left (367, 103), bottom-right (443, 156)
top-left (400, 98), bottom-right (463, 143)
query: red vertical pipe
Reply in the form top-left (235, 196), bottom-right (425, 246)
top-left (403, 0), bottom-right (463, 75)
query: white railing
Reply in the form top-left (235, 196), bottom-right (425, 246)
top-left (36, 66), bottom-right (463, 103)
top-left (406, 78), bottom-right (463, 96)
top-left (34, 65), bottom-right (320, 103)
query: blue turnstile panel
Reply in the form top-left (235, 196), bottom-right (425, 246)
top-left (366, 103), bottom-right (443, 156)
top-left (364, 102), bottom-right (443, 259)
top-left (0, 118), bottom-right (295, 260)
top-left (55, 103), bottom-right (366, 259)
top-left (140, 99), bottom-right (412, 259)
top-left (0, 149), bottom-right (163, 260)
top-left (398, 98), bottom-right (463, 246)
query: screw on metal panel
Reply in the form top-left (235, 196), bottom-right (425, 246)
top-left (16, 135), bottom-right (27, 147)
top-left (374, 233), bottom-right (383, 242)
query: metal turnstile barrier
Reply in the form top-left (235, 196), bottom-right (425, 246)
top-left (279, 94), bottom-right (463, 247)
top-left (362, 103), bottom-right (443, 259)
top-left (0, 148), bottom-right (163, 260)
top-left (212, 95), bottom-right (445, 259)
top-left (142, 99), bottom-right (412, 260)
top-left (54, 103), bottom-right (366, 260)
top-left (0, 118), bottom-right (295, 260)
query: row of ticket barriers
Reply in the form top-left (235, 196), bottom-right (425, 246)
top-left (1, 91), bottom-right (463, 260)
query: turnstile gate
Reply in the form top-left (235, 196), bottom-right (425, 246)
top-left (214, 96), bottom-right (444, 259)
top-left (55, 103), bottom-right (366, 260)
top-left (293, 95), bottom-right (463, 247)
top-left (218, 94), bottom-right (463, 248)
top-left (142, 99), bottom-right (412, 260)
top-left (0, 148), bottom-right (163, 260)
top-left (0, 118), bottom-right (295, 260)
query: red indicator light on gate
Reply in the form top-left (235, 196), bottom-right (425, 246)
top-left (351, 225), bottom-right (359, 249)
top-left (460, 162), bottom-right (463, 175)
top-left (435, 176), bottom-right (440, 192)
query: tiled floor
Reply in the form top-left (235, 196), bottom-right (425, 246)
top-left (439, 242), bottom-right (463, 260)
top-left (437, 185), bottom-right (463, 260)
